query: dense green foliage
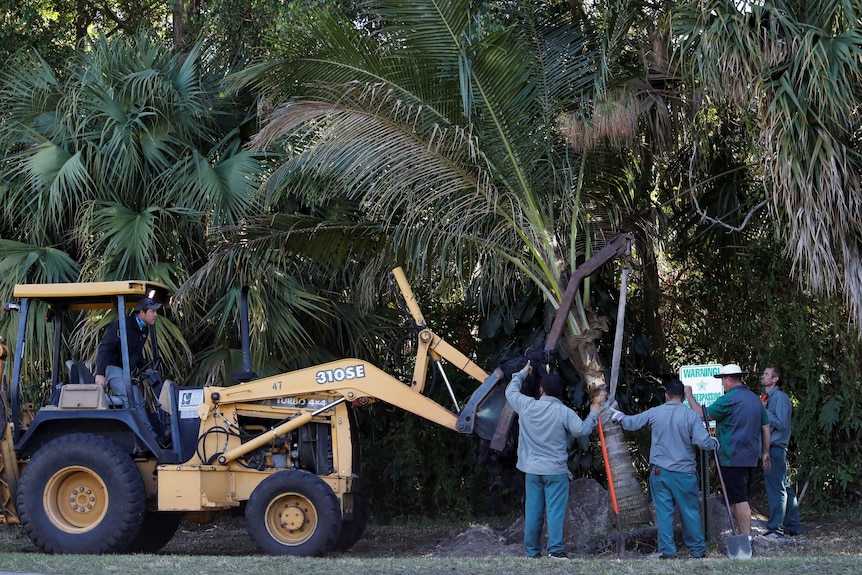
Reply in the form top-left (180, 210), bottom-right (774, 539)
top-left (1, 0), bottom-right (861, 519)
top-left (0, 30), bottom-right (263, 392)
top-left (673, 0), bottom-right (862, 328)
top-left (1, 0), bottom-right (74, 65)
top-left (661, 234), bottom-right (862, 511)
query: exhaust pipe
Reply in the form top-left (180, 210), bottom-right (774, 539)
top-left (232, 285), bottom-right (258, 382)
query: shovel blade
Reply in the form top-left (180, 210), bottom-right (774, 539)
top-left (724, 534), bottom-right (752, 559)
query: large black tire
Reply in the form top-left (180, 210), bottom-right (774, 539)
top-left (245, 470), bottom-right (341, 556)
top-left (17, 433), bottom-right (146, 554)
top-left (126, 510), bottom-right (182, 553)
top-left (333, 484), bottom-right (370, 552)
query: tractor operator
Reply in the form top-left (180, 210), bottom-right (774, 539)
top-left (95, 297), bottom-right (161, 435)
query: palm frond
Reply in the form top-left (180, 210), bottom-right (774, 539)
top-left (184, 214), bottom-right (389, 291)
top-left (243, 1), bottom-right (621, 309)
top-left (175, 216), bottom-right (391, 380)
top-left (24, 144), bottom-right (93, 231)
top-left (673, 0), bottom-right (862, 330)
top-left (170, 149), bottom-right (263, 227)
top-left (85, 202), bottom-right (162, 280)
top-left (0, 240), bottom-right (81, 286)
top-left (0, 49), bottom-right (63, 144)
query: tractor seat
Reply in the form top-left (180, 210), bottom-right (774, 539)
top-left (65, 360), bottom-right (123, 407)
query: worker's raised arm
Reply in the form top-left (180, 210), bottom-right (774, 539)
top-left (683, 385), bottom-right (702, 414)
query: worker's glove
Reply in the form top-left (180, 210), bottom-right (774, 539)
top-left (609, 408), bottom-right (625, 422)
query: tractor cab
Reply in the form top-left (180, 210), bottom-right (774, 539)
top-left (2, 281), bottom-right (191, 462)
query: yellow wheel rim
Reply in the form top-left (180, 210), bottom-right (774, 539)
top-left (43, 466), bottom-right (108, 533)
top-left (263, 492), bottom-right (318, 546)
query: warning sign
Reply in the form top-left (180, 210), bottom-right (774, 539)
top-left (679, 364), bottom-right (722, 408)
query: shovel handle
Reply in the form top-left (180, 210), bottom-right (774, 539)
top-left (597, 418), bottom-right (619, 516)
top-left (702, 407), bottom-right (740, 537)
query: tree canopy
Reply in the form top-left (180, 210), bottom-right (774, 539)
top-left (2, 0), bottom-right (862, 515)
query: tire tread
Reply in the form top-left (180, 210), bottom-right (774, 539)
top-left (245, 470), bottom-right (341, 557)
top-left (17, 433), bottom-right (146, 554)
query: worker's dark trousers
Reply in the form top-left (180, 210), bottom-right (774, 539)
top-left (764, 446), bottom-right (802, 535)
top-left (105, 365), bottom-right (155, 435)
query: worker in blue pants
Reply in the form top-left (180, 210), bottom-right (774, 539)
top-left (760, 365), bottom-right (803, 537)
top-left (505, 361), bottom-right (602, 559)
top-left (649, 464), bottom-right (707, 558)
top-left (611, 379), bottom-right (718, 559)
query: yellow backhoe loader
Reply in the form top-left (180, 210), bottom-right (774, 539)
top-left (0, 268), bottom-right (505, 556)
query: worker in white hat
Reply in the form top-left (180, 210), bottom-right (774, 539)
top-left (684, 364), bottom-right (770, 540)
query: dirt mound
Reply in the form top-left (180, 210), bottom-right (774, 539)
top-left (428, 524), bottom-right (522, 557)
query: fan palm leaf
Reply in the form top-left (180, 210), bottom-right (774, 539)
top-left (673, 0), bottom-right (862, 330)
top-left (0, 240), bottom-right (82, 400)
top-left (0, 240), bottom-right (81, 287)
top-left (171, 149), bottom-right (264, 227)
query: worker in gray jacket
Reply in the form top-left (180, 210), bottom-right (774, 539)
top-left (761, 365), bottom-right (803, 537)
top-left (611, 379), bottom-right (718, 559)
top-left (505, 361), bottom-right (602, 559)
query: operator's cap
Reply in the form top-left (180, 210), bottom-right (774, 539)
top-left (713, 363), bottom-right (748, 377)
top-left (134, 298), bottom-right (162, 312)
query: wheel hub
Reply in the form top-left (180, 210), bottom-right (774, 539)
top-left (278, 504), bottom-right (307, 531)
top-left (69, 485), bottom-right (98, 514)
top-left (265, 493), bottom-right (318, 544)
top-left (43, 466), bottom-right (108, 533)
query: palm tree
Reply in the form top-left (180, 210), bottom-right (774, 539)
top-left (672, 0), bottom-right (862, 331)
top-left (228, 0), bottom-right (654, 523)
top-left (174, 211), bottom-right (397, 381)
top-left (0, 30), bottom-right (263, 386)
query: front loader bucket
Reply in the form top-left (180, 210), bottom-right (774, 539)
top-left (471, 385), bottom-right (508, 442)
top-left (456, 369), bottom-right (516, 451)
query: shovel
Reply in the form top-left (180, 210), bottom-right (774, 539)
top-left (702, 408), bottom-right (752, 559)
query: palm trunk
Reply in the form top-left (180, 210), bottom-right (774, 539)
top-left (173, 0), bottom-right (186, 48)
top-left (562, 324), bottom-right (653, 526)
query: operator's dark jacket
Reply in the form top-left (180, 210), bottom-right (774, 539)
top-left (95, 315), bottom-right (150, 377)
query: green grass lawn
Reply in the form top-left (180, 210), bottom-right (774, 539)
top-left (0, 553), bottom-right (861, 575)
